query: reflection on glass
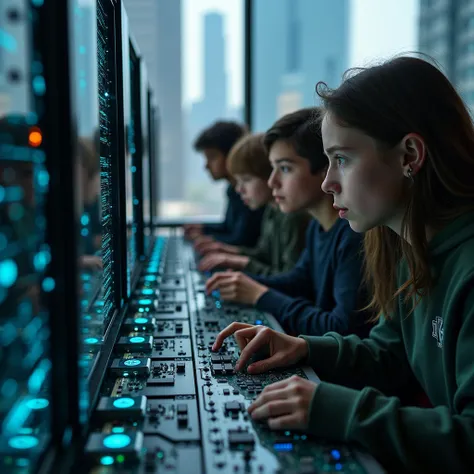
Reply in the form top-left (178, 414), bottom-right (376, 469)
top-left (72, 0), bottom-right (118, 420)
top-left (0, 1), bottom-right (52, 471)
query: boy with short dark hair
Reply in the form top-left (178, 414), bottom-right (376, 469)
top-left (184, 120), bottom-right (265, 247)
top-left (197, 132), bottom-right (309, 276)
top-left (206, 108), bottom-right (371, 337)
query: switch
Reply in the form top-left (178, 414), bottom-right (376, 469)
top-left (176, 362), bottom-right (185, 373)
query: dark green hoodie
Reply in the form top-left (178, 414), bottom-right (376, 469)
top-left (239, 205), bottom-right (309, 276)
top-left (300, 212), bottom-right (474, 473)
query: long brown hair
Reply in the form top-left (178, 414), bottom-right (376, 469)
top-left (317, 56), bottom-right (474, 319)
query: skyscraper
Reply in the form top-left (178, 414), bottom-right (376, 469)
top-left (124, 0), bottom-right (184, 201)
top-left (419, 0), bottom-right (474, 109)
top-left (252, 0), bottom-right (349, 132)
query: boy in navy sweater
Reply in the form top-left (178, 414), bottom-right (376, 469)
top-left (206, 108), bottom-right (371, 337)
top-left (184, 121), bottom-right (265, 247)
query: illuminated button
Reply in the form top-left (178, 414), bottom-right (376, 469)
top-left (335, 463), bottom-right (343, 471)
top-left (100, 456), bottom-right (114, 466)
top-left (134, 318), bottom-right (148, 324)
top-left (130, 337), bottom-right (145, 344)
top-left (84, 337), bottom-right (99, 344)
top-left (8, 435), bottom-right (39, 450)
top-left (274, 443), bottom-right (293, 452)
top-left (103, 434), bottom-right (131, 449)
top-left (138, 299), bottom-right (152, 306)
top-left (113, 398), bottom-right (135, 409)
top-left (331, 449), bottom-right (341, 461)
top-left (141, 289), bottom-right (154, 296)
top-left (255, 320), bottom-right (263, 325)
top-left (124, 359), bottom-right (141, 367)
top-left (26, 398), bottom-right (49, 410)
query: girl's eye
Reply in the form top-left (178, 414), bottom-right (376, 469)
top-left (335, 155), bottom-right (347, 168)
top-left (280, 165), bottom-right (291, 173)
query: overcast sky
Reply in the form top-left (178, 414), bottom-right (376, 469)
top-left (183, 0), bottom-right (419, 106)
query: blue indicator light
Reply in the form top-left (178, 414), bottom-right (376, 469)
top-left (124, 359), bottom-right (141, 367)
top-left (100, 456), bottom-right (114, 466)
top-left (255, 320), bottom-right (263, 325)
top-left (331, 449), bottom-right (341, 461)
top-left (8, 435), bottom-right (39, 450)
top-left (112, 427), bottom-right (125, 433)
top-left (0, 259), bottom-right (18, 288)
top-left (141, 289), bottom-right (154, 295)
top-left (103, 434), bottom-right (131, 449)
top-left (144, 275), bottom-right (155, 282)
top-left (26, 398), bottom-right (49, 410)
top-left (335, 463), bottom-right (343, 471)
top-left (84, 337), bottom-right (99, 344)
top-left (138, 299), bottom-right (152, 305)
top-left (134, 318), bottom-right (148, 324)
top-left (274, 443), bottom-right (293, 452)
top-left (130, 336), bottom-right (145, 344)
top-left (113, 398), bottom-right (135, 409)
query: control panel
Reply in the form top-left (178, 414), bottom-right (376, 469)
top-left (81, 234), bottom-right (385, 473)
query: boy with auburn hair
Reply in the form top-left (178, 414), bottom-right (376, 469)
top-left (197, 133), bottom-right (309, 276)
top-left (206, 108), bottom-right (371, 337)
top-left (184, 120), bottom-right (265, 247)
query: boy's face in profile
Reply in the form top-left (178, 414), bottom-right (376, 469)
top-left (202, 148), bottom-right (228, 181)
top-left (234, 174), bottom-right (272, 210)
top-left (268, 140), bottom-right (326, 213)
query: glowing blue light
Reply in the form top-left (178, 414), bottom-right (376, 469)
top-left (103, 434), bottom-right (131, 449)
top-left (331, 450), bottom-right (341, 461)
top-left (26, 398), bottom-right (49, 410)
top-left (134, 318), bottom-right (148, 324)
top-left (100, 456), bottom-right (114, 466)
top-left (138, 299), bottom-right (152, 305)
top-left (141, 288), bottom-right (154, 295)
top-left (34, 251), bottom-right (50, 271)
top-left (0, 260), bottom-right (18, 288)
top-left (0, 28), bottom-right (17, 52)
top-left (81, 214), bottom-right (90, 226)
top-left (144, 275), bottom-right (155, 281)
top-left (79, 46), bottom-right (86, 54)
top-left (113, 398), bottom-right (135, 409)
top-left (274, 443), bottom-right (293, 452)
top-left (81, 228), bottom-right (89, 236)
top-left (32, 75), bottom-right (46, 95)
top-left (112, 427), bottom-right (125, 433)
top-left (42, 277), bottom-right (55, 292)
top-left (131, 166), bottom-right (136, 173)
top-left (335, 463), bottom-right (343, 471)
top-left (255, 320), bottom-right (263, 325)
top-left (130, 336), bottom-right (145, 344)
top-left (16, 458), bottom-right (30, 467)
top-left (8, 435), bottom-right (39, 450)
top-left (84, 337), bottom-right (99, 344)
top-left (124, 359), bottom-right (141, 367)
top-left (37, 170), bottom-right (49, 187)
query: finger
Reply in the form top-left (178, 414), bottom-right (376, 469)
top-left (247, 386), bottom-right (289, 413)
top-left (206, 275), bottom-right (234, 294)
top-left (268, 413), bottom-right (302, 431)
top-left (235, 329), bottom-right (270, 371)
top-left (219, 287), bottom-right (238, 301)
top-left (250, 400), bottom-right (294, 421)
top-left (233, 326), bottom-right (259, 351)
top-left (212, 322), bottom-right (254, 351)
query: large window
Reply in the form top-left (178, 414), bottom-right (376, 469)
top-left (252, 0), bottom-right (419, 132)
top-left (123, 0), bottom-right (244, 219)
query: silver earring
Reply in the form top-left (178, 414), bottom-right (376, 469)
top-left (406, 166), bottom-right (414, 184)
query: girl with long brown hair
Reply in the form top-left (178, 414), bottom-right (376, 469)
top-left (212, 56), bottom-right (474, 473)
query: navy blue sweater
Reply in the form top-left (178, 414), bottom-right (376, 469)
top-left (203, 184), bottom-right (265, 246)
top-left (253, 218), bottom-right (372, 337)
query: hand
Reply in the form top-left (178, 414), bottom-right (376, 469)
top-left (183, 223), bottom-right (203, 240)
top-left (212, 322), bottom-right (308, 373)
top-left (198, 253), bottom-right (249, 272)
top-left (194, 235), bottom-right (215, 251)
top-left (248, 375), bottom-right (318, 431)
top-left (196, 241), bottom-right (240, 256)
top-left (205, 271), bottom-right (268, 305)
